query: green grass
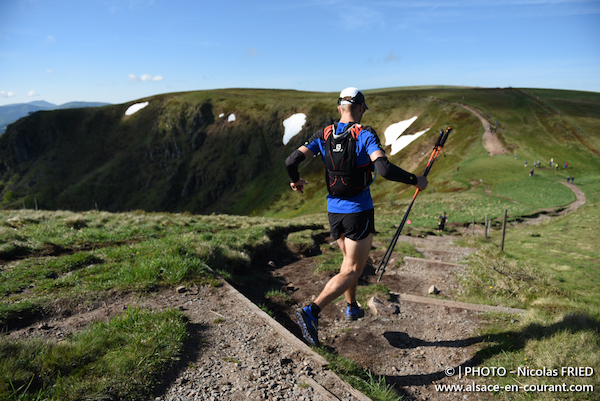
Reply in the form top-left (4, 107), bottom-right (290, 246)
top-left (313, 252), bottom-right (344, 274)
top-left (316, 347), bottom-right (403, 401)
top-left (265, 289), bottom-right (291, 302)
top-left (491, 177), bottom-right (576, 208)
top-left (447, 175), bottom-right (600, 400)
top-left (285, 229), bottom-right (317, 253)
top-left (0, 210), bottom-right (319, 400)
top-left (1, 307), bottom-right (188, 401)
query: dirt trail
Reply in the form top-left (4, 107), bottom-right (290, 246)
top-left (244, 232), bottom-right (497, 401)
top-left (517, 181), bottom-right (587, 226)
top-left (561, 181), bottom-right (587, 212)
top-left (460, 104), bottom-right (505, 156)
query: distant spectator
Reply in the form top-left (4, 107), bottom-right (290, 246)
top-left (437, 212), bottom-right (448, 233)
top-left (571, 176), bottom-right (575, 184)
top-left (529, 169), bottom-right (534, 177)
top-left (567, 176), bottom-right (571, 183)
top-left (524, 160), bottom-right (527, 167)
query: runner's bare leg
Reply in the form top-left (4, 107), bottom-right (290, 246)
top-left (314, 233), bottom-right (373, 309)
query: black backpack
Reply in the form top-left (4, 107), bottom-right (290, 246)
top-left (323, 122), bottom-right (374, 198)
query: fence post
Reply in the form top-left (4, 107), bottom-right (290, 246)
top-left (485, 215), bottom-right (488, 238)
top-left (501, 209), bottom-right (508, 252)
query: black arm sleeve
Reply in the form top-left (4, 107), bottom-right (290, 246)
top-left (285, 149), bottom-right (306, 182)
top-left (374, 156), bottom-right (418, 185)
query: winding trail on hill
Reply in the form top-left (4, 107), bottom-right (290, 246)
top-left (460, 104), bottom-right (505, 156)
top-left (520, 181), bottom-right (587, 226)
top-left (561, 181), bottom-right (587, 213)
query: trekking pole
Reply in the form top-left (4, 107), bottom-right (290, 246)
top-left (375, 126), bottom-right (451, 283)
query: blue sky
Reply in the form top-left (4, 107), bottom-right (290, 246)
top-left (1, 0), bottom-right (599, 106)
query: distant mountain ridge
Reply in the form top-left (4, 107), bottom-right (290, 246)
top-left (0, 100), bottom-right (111, 134)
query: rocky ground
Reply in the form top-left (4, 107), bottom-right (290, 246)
top-left (238, 231), bottom-right (491, 401)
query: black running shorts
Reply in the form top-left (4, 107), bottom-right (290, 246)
top-left (328, 209), bottom-right (375, 241)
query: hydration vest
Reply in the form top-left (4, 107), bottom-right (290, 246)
top-left (323, 122), bottom-right (374, 198)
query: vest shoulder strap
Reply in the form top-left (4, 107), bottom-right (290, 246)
top-left (323, 123), bottom-right (363, 141)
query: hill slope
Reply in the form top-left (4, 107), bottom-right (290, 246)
top-left (0, 87), bottom-right (598, 217)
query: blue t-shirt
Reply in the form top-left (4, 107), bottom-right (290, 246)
top-left (305, 122), bottom-right (383, 214)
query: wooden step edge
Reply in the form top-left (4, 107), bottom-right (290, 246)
top-left (395, 292), bottom-right (526, 314)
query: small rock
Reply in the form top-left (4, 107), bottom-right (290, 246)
top-left (175, 377), bottom-right (189, 385)
top-left (38, 322), bottom-right (51, 330)
top-left (367, 296), bottom-right (399, 316)
top-left (428, 285), bottom-right (440, 295)
top-left (176, 285), bottom-right (187, 293)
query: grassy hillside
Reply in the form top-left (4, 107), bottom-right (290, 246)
top-left (2, 87), bottom-right (597, 218)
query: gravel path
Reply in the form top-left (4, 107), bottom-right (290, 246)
top-left (154, 280), bottom-right (371, 401)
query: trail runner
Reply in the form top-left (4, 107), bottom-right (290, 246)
top-left (285, 87), bottom-right (428, 346)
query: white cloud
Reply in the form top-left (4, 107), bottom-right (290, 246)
top-left (0, 91), bottom-right (15, 98)
top-left (248, 47), bottom-right (257, 58)
top-left (27, 90), bottom-right (39, 97)
top-left (128, 73), bottom-right (164, 82)
top-left (44, 35), bottom-right (56, 44)
top-left (46, 69), bottom-right (53, 74)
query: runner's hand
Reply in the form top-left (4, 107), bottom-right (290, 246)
top-left (415, 176), bottom-right (428, 190)
top-left (290, 179), bottom-right (308, 194)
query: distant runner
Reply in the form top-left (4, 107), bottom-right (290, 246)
top-left (437, 212), bottom-right (448, 233)
top-left (285, 87), bottom-right (428, 346)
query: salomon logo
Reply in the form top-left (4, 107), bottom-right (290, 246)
top-left (333, 143), bottom-right (343, 152)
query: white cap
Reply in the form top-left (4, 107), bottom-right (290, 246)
top-left (338, 87), bottom-right (369, 109)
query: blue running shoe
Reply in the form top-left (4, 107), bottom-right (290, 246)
top-left (296, 306), bottom-right (319, 346)
top-left (345, 305), bottom-right (365, 321)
